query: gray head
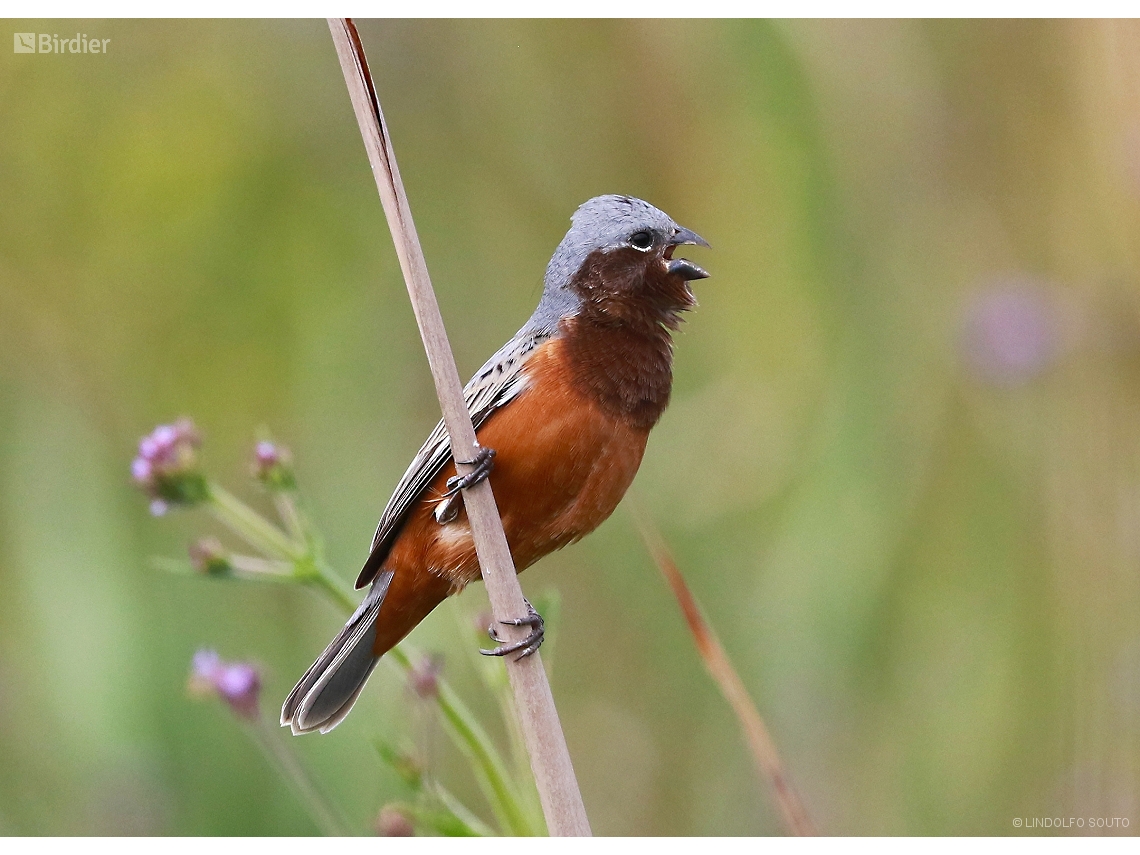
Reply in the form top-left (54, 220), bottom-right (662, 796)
top-left (526, 195), bottom-right (708, 332)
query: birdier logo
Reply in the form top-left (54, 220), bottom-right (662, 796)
top-left (13, 32), bottom-right (110, 53)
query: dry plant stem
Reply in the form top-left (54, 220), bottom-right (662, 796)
top-left (636, 513), bottom-right (817, 836)
top-left (326, 18), bottom-right (590, 837)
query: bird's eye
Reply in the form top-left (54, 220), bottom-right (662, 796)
top-left (629, 231), bottom-right (653, 251)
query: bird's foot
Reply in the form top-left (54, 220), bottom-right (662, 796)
top-left (480, 598), bottom-right (544, 660)
top-left (444, 445), bottom-right (496, 497)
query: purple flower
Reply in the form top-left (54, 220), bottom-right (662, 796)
top-left (139, 436), bottom-right (160, 460)
top-left (961, 278), bottom-right (1059, 386)
top-left (251, 440), bottom-right (296, 491)
top-left (214, 663), bottom-right (260, 720)
top-left (132, 419), bottom-right (208, 512)
top-left (255, 441), bottom-right (280, 466)
top-left (187, 649), bottom-right (261, 721)
top-left (131, 457), bottom-right (152, 482)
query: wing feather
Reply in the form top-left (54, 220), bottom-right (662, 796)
top-left (355, 329), bottom-right (550, 588)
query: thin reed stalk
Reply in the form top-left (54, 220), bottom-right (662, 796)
top-left (325, 18), bottom-right (590, 837)
top-left (635, 511), bottom-right (817, 836)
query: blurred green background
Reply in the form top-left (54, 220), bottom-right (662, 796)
top-left (2, 18), bottom-right (1139, 836)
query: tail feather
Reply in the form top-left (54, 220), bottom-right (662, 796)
top-left (281, 570), bottom-right (394, 735)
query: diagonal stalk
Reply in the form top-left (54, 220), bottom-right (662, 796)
top-left (634, 508), bottom-right (817, 836)
top-left (325, 17), bottom-right (589, 836)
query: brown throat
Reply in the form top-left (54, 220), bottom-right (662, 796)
top-left (559, 246), bottom-right (696, 431)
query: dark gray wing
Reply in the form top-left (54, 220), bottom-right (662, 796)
top-left (355, 328), bottom-right (551, 588)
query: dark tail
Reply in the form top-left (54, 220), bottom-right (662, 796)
top-left (280, 570), bottom-right (394, 735)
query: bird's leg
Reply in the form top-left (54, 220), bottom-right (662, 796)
top-left (444, 445), bottom-right (497, 497)
top-left (480, 597), bottom-right (544, 660)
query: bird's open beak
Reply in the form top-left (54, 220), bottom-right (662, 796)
top-left (665, 225), bottom-right (710, 280)
top-left (671, 226), bottom-right (710, 250)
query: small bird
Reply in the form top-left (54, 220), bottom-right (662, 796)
top-left (282, 195), bottom-right (708, 734)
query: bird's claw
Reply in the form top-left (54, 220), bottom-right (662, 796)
top-left (444, 446), bottom-right (496, 497)
top-left (480, 599), bottom-right (544, 660)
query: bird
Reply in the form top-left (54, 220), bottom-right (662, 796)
top-left (281, 194), bottom-right (709, 735)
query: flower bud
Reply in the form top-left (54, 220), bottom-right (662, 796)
top-left (408, 654), bottom-right (442, 699)
top-left (188, 537), bottom-right (232, 577)
top-left (132, 419), bottom-right (208, 513)
top-left (374, 805), bottom-right (415, 837)
top-left (251, 441), bottom-right (296, 491)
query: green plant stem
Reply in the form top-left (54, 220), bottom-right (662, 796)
top-left (229, 555), bottom-right (294, 576)
top-left (391, 798), bottom-right (487, 837)
top-left (382, 644), bottom-right (533, 835)
top-left (273, 491), bottom-right (307, 544)
top-left (460, 610), bottom-right (545, 833)
top-left (235, 511), bottom-right (534, 836)
top-left (248, 718), bottom-right (353, 836)
top-left (436, 679), bottom-right (535, 836)
top-left (151, 555), bottom-right (299, 585)
top-left (207, 483), bottom-right (301, 561)
top-left (300, 557), bottom-right (359, 615)
top-left (429, 784), bottom-right (498, 836)
top-left (158, 455), bottom-right (536, 835)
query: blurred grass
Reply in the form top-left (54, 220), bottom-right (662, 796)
top-left (1, 18), bottom-right (1139, 835)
